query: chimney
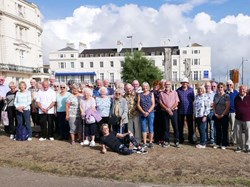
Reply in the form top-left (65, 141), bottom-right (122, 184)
top-left (79, 42), bottom-right (87, 53)
top-left (67, 43), bottom-right (75, 49)
top-left (117, 40), bottom-right (123, 53)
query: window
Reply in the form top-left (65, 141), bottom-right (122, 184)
top-left (173, 71), bottom-right (177, 81)
top-left (203, 70), bottom-right (209, 78)
top-left (120, 61), bottom-right (124, 67)
top-left (173, 59), bottom-right (177, 66)
top-left (151, 60), bottom-right (155, 66)
top-left (162, 60), bottom-right (165, 66)
top-left (193, 59), bottom-right (200, 65)
top-left (151, 52), bottom-right (155, 56)
top-left (110, 73), bottom-right (114, 83)
top-left (110, 61), bottom-right (114, 67)
top-left (183, 50), bottom-right (187, 54)
top-left (60, 54), bottom-right (65, 58)
top-left (193, 50), bottom-right (200, 54)
top-left (194, 71), bottom-right (198, 80)
top-left (100, 61), bottom-right (103, 68)
top-left (59, 62), bottom-right (66, 69)
top-left (90, 62), bottom-right (93, 68)
top-left (80, 62), bottom-right (84, 68)
top-left (71, 62), bottom-right (74, 68)
top-left (71, 54), bottom-right (74, 58)
top-left (17, 4), bottom-right (24, 17)
top-left (100, 73), bottom-right (104, 80)
top-left (19, 50), bottom-right (24, 66)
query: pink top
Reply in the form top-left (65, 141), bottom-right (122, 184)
top-left (159, 90), bottom-right (179, 109)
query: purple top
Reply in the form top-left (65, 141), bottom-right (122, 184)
top-left (176, 86), bottom-right (195, 115)
top-left (139, 92), bottom-right (153, 112)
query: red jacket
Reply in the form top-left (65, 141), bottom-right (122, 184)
top-left (234, 94), bottom-right (250, 121)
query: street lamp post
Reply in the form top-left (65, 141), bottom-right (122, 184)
top-left (242, 57), bottom-right (248, 84)
top-left (127, 35), bottom-right (133, 54)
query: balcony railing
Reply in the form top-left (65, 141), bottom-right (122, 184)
top-left (0, 63), bottom-right (46, 74)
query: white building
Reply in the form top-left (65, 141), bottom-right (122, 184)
top-left (49, 42), bottom-right (211, 88)
top-left (0, 0), bottom-right (49, 84)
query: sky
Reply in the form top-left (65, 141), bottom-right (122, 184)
top-left (30, 0), bottom-right (250, 85)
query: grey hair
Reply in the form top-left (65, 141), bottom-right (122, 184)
top-left (98, 86), bottom-right (107, 94)
top-left (9, 81), bottom-right (16, 87)
top-left (84, 87), bottom-right (93, 96)
top-left (72, 83), bottom-right (79, 89)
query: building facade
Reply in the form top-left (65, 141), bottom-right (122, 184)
top-left (49, 42), bottom-right (211, 88)
top-left (0, 0), bottom-right (48, 84)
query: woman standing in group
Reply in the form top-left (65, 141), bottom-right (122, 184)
top-left (6, 82), bottom-right (18, 139)
top-left (14, 81), bottom-right (32, 141)
top-left (137, 82), bottom-right (155, 148)
top-left (65, 83), bottom-right (82, 145)
top-left (95, 86), bottom-right (111, 136)
top-left (80, 88), bottom-right (97, 146)
top-left (56, 82), bottom-right (71, 140)
top-left (194, 85), bottom-right (210, 148)
top-left (213, 82), bottom-right (230, 149)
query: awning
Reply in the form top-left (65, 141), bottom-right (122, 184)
top-left (55, 72), bottom-right (96, 76)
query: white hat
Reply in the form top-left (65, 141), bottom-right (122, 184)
top-left (181, 77), bottom-right (189, 83)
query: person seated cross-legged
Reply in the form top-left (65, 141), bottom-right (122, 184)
top-left (100, 124), bottom-right (147, 155)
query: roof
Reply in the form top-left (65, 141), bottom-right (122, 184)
top-left (79, 46), bottom-right (179, 56)
top-left (58, 46), bottom-right (78, 51)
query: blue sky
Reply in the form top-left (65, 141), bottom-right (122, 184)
top-left (31, 0), bottom-right (250, 84)
top-left (32, 0), bottom-right (250, 22)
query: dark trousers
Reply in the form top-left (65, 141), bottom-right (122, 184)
top-left (112, 123), bottom-right (128, 134)
top-left (57, 112), bottom-right (70, 140)
top-left (214, 115), bottom-right (229, 147)
top-left (84, 122), bottom-right (97, 137)
top-left (163, 110), bottom-right (179, 143)
top-left (154, 110), bottom-right (165, 143)
top-left (39, 114), bottom-right (54, 138)
top-left (6, 106), bottom-right (17, 134)
top-left (31, 111), bottom-right (38, 126)
top-left (178, 114), bottom-right (194, 143)
top-left (195, 117), bottom-right (206, 145)
top-left (119, 134), bottom-right (139, 155)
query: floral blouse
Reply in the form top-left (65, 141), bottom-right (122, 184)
top-left (194, 93), bottom-right (210, 118)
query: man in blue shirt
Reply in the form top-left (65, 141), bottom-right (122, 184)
top-left (92, 79), bottom-right (103, 98)
top-left (176, 78), bottom-right (195, 144)
top-left (225, 80), bottom-right (238, 145)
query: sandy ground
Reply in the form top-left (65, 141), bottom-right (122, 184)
top-left (0, 126), bottom-right (249, 186)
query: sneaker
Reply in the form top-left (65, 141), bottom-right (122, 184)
top-left (80, 142), bottom-right (84, 146)
top-left (39, 137), bottom-right (46, 141)
top-left (196, 144), bottom-right (206, 149)
top-left (136, 147), bottom-right (148, 154)
top-left (27, 138), bottom-right (32, 141)
top-left (235, 147), bottom-right (241, 153)
top-left (83, 140), bottom-right (90, 145)
top-left (141, 143), bottom-right (147, 148)
top-left (221, 146), bottom-right (226, 150)
top-left (89, 140), bottom-right (96, 147)
top-left (213, 145), bottom-right (219, 149)
top-left (71, 141), bottom-right (76, 145)
top-left (148, 143), bottom-right (154, 148)
top-left (162, 142), bottom-right (170, 148)
top-left (49, 137), bottom-right (54, 141)
top-left (246, 149), bottom-right (250, 154)
top-left (175, 142), bottom-right (180, 148)
top-left (10, 134), bottom-right (14, 140)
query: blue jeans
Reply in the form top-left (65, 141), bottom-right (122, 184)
top-left (163, 110), bottom-right (179, 143)
top-left (16, 110), bottom-right (32, 138)
top-left (206, 110), bottom-right (215, 143)
top-left (140, 112), bottom-right (154, 133)
top-left (196, 117), bottom-right (206, 145)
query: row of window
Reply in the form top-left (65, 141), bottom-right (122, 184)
top-left (182, 50), bottom-right (200, 55)
top-left (60, 54), bottom-right (75, 58)
top-left (59, 61), bottom-right (117, 69)
top-left (172, 58), bottom-right (201, 66)
top-left (172, 70), bottom-right (209, 81)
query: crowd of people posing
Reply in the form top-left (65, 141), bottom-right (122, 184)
top-left (0, 75), bottom-right (249, 155)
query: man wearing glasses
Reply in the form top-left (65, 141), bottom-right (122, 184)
top-left (225, 80), bottom-right (238, 145)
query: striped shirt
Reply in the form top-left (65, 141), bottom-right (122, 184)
top-left (14, 90), bottom-right (31, 110)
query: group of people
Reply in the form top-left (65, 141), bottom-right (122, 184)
top-left (0, 75), bottom-right (249, 155)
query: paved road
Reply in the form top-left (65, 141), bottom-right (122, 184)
top-left (0, 167), bottom-right (166, 187)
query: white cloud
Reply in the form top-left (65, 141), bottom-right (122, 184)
top-left (42, 2), bottom-right (250, 85)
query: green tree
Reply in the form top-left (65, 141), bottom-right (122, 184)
top-left (121, 50), bottom-right (163, 85)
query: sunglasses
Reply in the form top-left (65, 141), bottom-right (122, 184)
top-left (60, 87), bottom-right (66, 89)
top-left (54, 85), bottom-right (59, 87)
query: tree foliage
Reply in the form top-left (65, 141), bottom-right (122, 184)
top-left (121, 50), bottom-right (163, 85)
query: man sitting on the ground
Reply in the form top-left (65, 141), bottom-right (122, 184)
top-left (100, 123), bottom-right (147, 155)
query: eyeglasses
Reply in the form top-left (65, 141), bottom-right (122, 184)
top-left (54, 85), bottom-right (59, 87)
top-left (60, 87), bottom-right (66, 89)
top-left (212, 86), bottom-right (216, 87)
top-left (219, 86), bottom-right (224, 88)
top-left (227, 84), bottom-right (232, 86)
top-left (115, 93), bottom-right (121, 95)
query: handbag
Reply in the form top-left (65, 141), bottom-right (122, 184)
top-left (1, 111), bottom-right (9, 126)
